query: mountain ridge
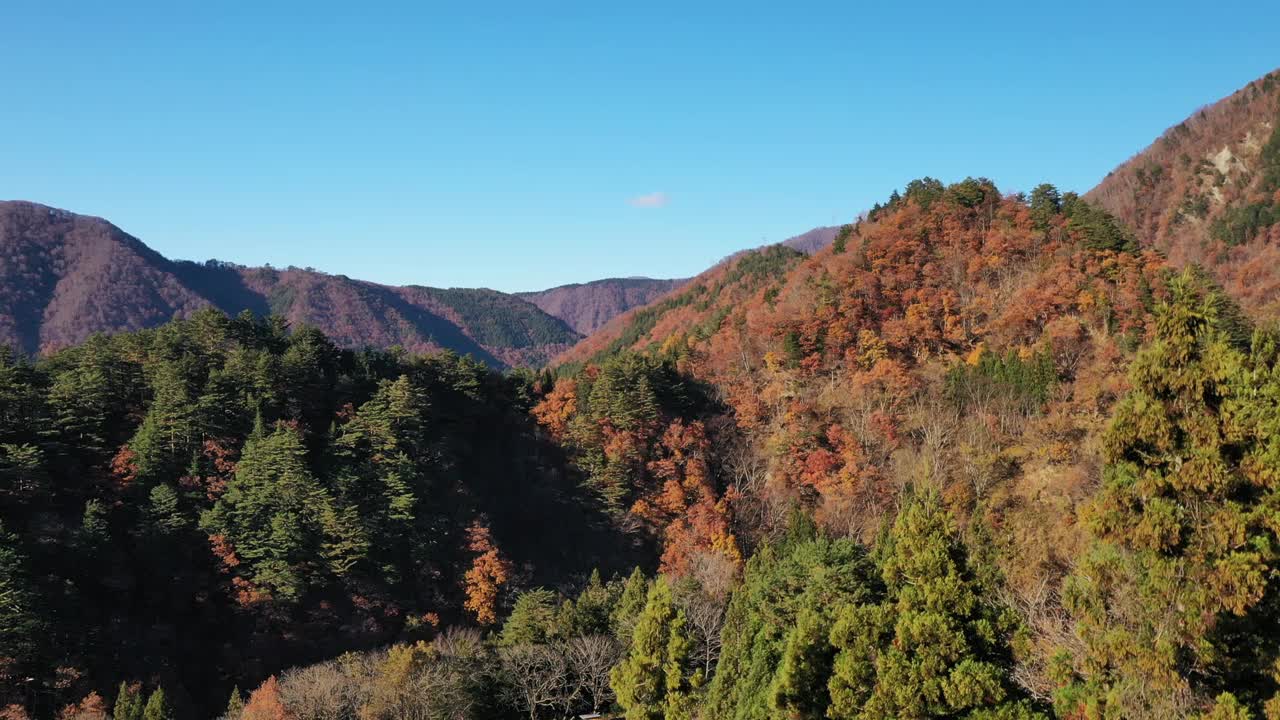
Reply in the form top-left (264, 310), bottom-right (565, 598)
top-left (0, 200), bottom-right (580, 367)
top-left (1087, 68), bottom-right (1280, 313)
top-left (11, 68), bottom-right (1280, 720)
top-left (0, 199), bottom-right (847, 366)
top-left (518, 277), bottom-right (689, 335)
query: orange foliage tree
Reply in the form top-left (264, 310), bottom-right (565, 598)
top-left (462, 521), bottom-right (512, 626)
top-left (55, 692), bottom-right (106, 720)
top-left (242, 676), bottom-right (290, 720)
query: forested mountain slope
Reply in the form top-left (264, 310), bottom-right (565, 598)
top-left (1088, 68), bottom-right (1280, 313)
top-left (223, 268), bottom-right (580, 368)
top-left (10, 74), bottom-right (1280, 720)
top-left (538, 172), bottom-right (1280, 718)
top-left (553, 176), bottom-right (1157, 573)
top-left (0, 202), bottom-right (212, 356)
top-left (557, 243), bottom-right (809, 365)
top-left (0, 201), bottom-right (580, 367)
top-left (517, 277), bottom-right (687, 335)
top-left (0, 312), bottom-right (635, 717)
top-left (515, 224), bottom-right (840, 338)
top-left (779, 224), bottom-right (841, 254)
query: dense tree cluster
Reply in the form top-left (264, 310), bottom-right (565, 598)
top-left (10, 166), bottom-right (1280, 720)
top-left (1054, 276), bottom-right (1280, 718)
top-left (0, 310), bottom-right (620, 717)
top-left (534, 178), bottom-right (1280, 719)
top-left (534, 353), bottom-right (741, 581)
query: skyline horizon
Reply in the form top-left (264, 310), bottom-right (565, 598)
top-left (0, 66), bottom-right (1268, 295)
top-left (2, 3), bottom-right (1277, 292)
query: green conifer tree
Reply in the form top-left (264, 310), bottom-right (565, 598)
top-left (0, 522), bottom-right (41, 670)
top-left (1055, 273), bottom-right (1280, 717)
top-left (129, 360), bottom-right (198, 482)
top-left (82, 500), bottom-right (110, 544)
top-left (770, 607), bottom-right (836, 719)
top-left (224, 686), bottom-right (244, 719)
top-left (200, 424), bottom-right (366, 601)
top-left (706, 529), bottom-right (876, 720)
top-left (147, 484), bottom-right (188, 534)
top-left (331, 375), bottom-right (431, 584)
top-left (611, 578), bottom-right (698, 720)
top-left (500, 588), bottom-right (561, 646)
top-left (569, 568), bottom-right (618, 636)
top-left (141, 687), bottom-right (173, 720)
top-left (612, 567), bottom-right (649, 647)
top-left (1028, 183), bottom-right (1062, 231)
top-left (47, 362), bottom-right (111, 455)
top-left (828, 492), bottom-right (1041, 720)
top-left (112, 682), bottom-right (144, 720)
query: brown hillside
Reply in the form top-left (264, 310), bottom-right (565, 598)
top-left (518, 277), bottom-right (687, 335)
top-left (0, 201), bottom-right (210, 354)
top-left (1087, 69), bottom-right (1280, 313)
top-left (0, 201), bottom-right (579, 367)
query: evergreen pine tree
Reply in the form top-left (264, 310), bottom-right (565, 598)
top-left (770, 607), bottom-right (836, 719)
top-left (569, 568), bottom-right (617, 636)
top-left (112, 682), bottom-right (144, 720)
top-left (201, 424), bottom-right (366, 601)
top-left (47, 362), bottom-right (111, 456)
top-left (141, 687), bottom-right (173, 720)
top-left (0, 348), bottom-right (47, 443)
top-left (331, 375), bottom-right (431, 585)
top-left (611, 578), bottom-right (698, 720)
top-left (129, 361), bottom-right (198, 482)
top-left (0, 522), bottom-right (41, 671)
top-left (1055, 273), bottom-right (1280, 717)
top-left (500, 588), bottom-right (561, 646)
top-left (828, 492), bottom-right (1041, 719)
top-left (146, 484), bottom-right (188, 535)
top-left (707, 531), bottom-right (876, 720)
top-left (0, 442), bottom-right (46, 504)
top-left (81, 500), bottom-right (110, 544)
top-left (612, 567), bottom-right (649, 647)
top-left (224, 686), bottom-right (244, 719)
top-left (1028, 183), bottom-right (1062, 231)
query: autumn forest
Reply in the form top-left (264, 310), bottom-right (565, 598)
top-left (5, 69), bottom-right (1280, 720)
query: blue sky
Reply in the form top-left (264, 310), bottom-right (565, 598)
top-left (1, 2), bottom-right (1277, 292)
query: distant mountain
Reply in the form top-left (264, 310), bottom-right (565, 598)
top-left (0, 199), bottom-right (856, 365)
top-left (518, 277), bottom-right (687, 334)
top-left (558, 244), bottom-right (807, 365)
top-left (517, 226), bottom-right (838, 338)
top-left (0, 202), bottom-right (213, 355)
top-left (0, 201), bottom-right (580, 367)
top-left (1088, 68), bottom-right (1280, 314)
top-left (780, 225), bottom-right (840, 254)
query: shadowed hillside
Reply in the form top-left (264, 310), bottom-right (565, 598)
top-left (0, 201), bottom-right (581, 368)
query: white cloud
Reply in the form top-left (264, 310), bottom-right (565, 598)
top-left (627, 191), bottom-right (669, 208)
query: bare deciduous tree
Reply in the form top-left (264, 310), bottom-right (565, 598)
top-left (565, 635), bottom-right (622, 713)
top-left (278, 662), bottom-right (357, 720)
top-left (499, 644), bottom-right (572, 720)
top-left (399, 661), bottom-right (479, 720)
top-left (276, 639), bottom-right (490, 720)
top-left (674, 584), bottom-right (726, 677)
